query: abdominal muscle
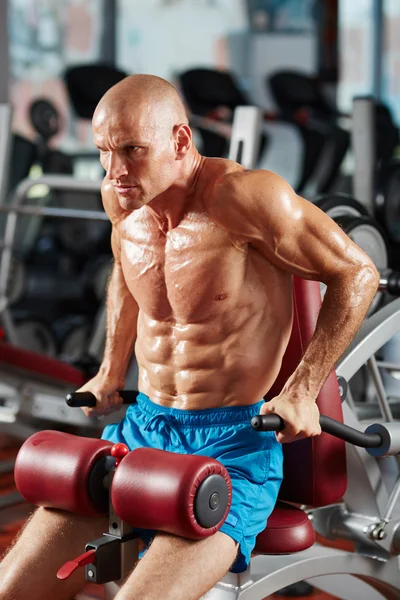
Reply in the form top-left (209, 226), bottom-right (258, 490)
top-left (135, 281), bottom-right (293, 410)
top-left (118, 190), bottom-right (294, 410)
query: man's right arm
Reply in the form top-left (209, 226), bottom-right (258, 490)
top-left (78, 226), bottom-right (139, 416)
top-left (98, 227), bottom-right (139, 386)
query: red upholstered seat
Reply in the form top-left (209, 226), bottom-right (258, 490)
top-left (255, 501), bottom-right (315, 554)
top-left (0, 341), bottom-right (86, 386)
top-left (254, 277), bottom-right (347, 554)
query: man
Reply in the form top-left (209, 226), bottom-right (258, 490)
top-left (0, 75), bottom-right (379, 600)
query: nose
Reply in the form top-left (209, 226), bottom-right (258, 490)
top-left (107, 152), bottom-right (129, 181)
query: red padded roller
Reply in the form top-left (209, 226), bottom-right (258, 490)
top-left (14, 430), bottom-right (113, 516)
top-left (111, 448), bottom-right (232, 539)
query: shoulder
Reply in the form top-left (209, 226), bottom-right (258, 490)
top-left (213, 168), bottom-right (290, 200)
top-left (203, 166), bottom-right (300, 236)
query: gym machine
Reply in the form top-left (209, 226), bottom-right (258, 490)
top-left (350, 96), bottom-right (400, 273)
top-left (13, 277), bottom-right (400, 600)
top-left (267, 70), bottom-right (351, 196)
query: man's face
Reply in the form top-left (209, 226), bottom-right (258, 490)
top-left (93, 105), bottom-right (177, 211)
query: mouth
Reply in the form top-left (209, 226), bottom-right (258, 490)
top-left (114, 185), bottom-right (137, 195)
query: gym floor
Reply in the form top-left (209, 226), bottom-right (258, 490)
top-left (0, 435), bottom-right (337, 600)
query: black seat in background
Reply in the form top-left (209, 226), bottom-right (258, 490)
top-left (178, 68), bottom-right (268, 162)
top-left (179, 68), bottom-right (248, 116)
top-left (269, 70), bottom-right (338, 119)
top-left (64, 63), bottom-right (128, 120)
top-left (268, 70), bottom-right (349, 195)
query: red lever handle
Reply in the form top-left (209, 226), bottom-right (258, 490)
top-left (57, 548), bottom-right (96, 580)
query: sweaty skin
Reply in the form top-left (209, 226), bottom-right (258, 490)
top-left (107, 163), bottom-right (293, 409)
top-left (79, 74), bottom-right (379, 444)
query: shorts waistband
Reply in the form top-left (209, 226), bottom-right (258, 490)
top-left (135, 392), bottom-right (264, 427)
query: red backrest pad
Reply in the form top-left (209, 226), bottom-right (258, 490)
top-left (265, 277), bottom-right (347, 507)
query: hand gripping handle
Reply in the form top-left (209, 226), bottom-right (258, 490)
top-left (250, 414), bottom-right (383, 449)
top-left (66, 390), bottom-right (139, 407)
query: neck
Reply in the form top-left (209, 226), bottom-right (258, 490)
top-left (146, 151), bottom-right (205, 231)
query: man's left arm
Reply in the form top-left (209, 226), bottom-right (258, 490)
top-left (211, 170), bottom-right (380, 443)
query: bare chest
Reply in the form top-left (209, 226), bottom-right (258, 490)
top-left (120, 214), bottom-right (245, 321)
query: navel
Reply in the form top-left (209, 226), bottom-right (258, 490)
top-left (215, 293), bottom-right (228, 301)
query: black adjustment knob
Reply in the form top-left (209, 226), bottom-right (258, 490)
top-left (387, 271), bottom-right (400, 296)
top-left (337, 376), bottom-right (348, 401)
top-left (209, 492), bottom-right (220, 510)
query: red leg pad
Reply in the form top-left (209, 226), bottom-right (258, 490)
top-left (111, 448), bottom-right (232, 539)
top-left (14, 430), bottom-right (113, 516)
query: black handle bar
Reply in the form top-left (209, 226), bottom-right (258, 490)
top-left (65, 390), bottom-right (139, 408)
top-left (379, 270), bottom-right (400, 296)
top-left (251, 415), bottom-right (382, 449)
top-left (67, 391), bottom-right (383, 451)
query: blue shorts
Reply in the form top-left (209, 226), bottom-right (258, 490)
top-left (101, 393), bottom-right (283, 573)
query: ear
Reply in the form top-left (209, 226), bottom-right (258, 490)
top-left (173, 124), bottom-right (192, 159)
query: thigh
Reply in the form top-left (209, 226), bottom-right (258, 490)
top-left (117, 531), bottom-right (238, 600)
top-left (0, 506), bottom-right (108, 600)
top-left (211, 428), bottom-right (283, 573)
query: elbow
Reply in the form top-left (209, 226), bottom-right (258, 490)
top-left (361, 260), bottom-right (380, 293)
top-left (350, 260), bottom-right (380, 303)
top-left (323, 257), bottom-right (380, 308)
top-left (332, 258), bottom-right (380, 296)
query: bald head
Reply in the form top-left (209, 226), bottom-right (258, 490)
top-left (93, 74), bottom-right (188, 134)
top-left (92, 75), bottom-right (197, 210)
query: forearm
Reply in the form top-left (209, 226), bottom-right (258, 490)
top-left (98, 261), bottom-right (139, 383)
top-left (282, 264), bottom-right (379, 401)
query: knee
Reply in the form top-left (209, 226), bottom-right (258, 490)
top-left (0, 560), bottom-right (11, 597)
top-left (0, 575), bottom-right (17, 600)
top-left (0, 589), bottom-right (25, 600)
top-left (0, 555), bottom-right (30, 600)
top-left (114, 592), bottom-right (134, 600)
top-left (114, 587), bottom-right (146, 600)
